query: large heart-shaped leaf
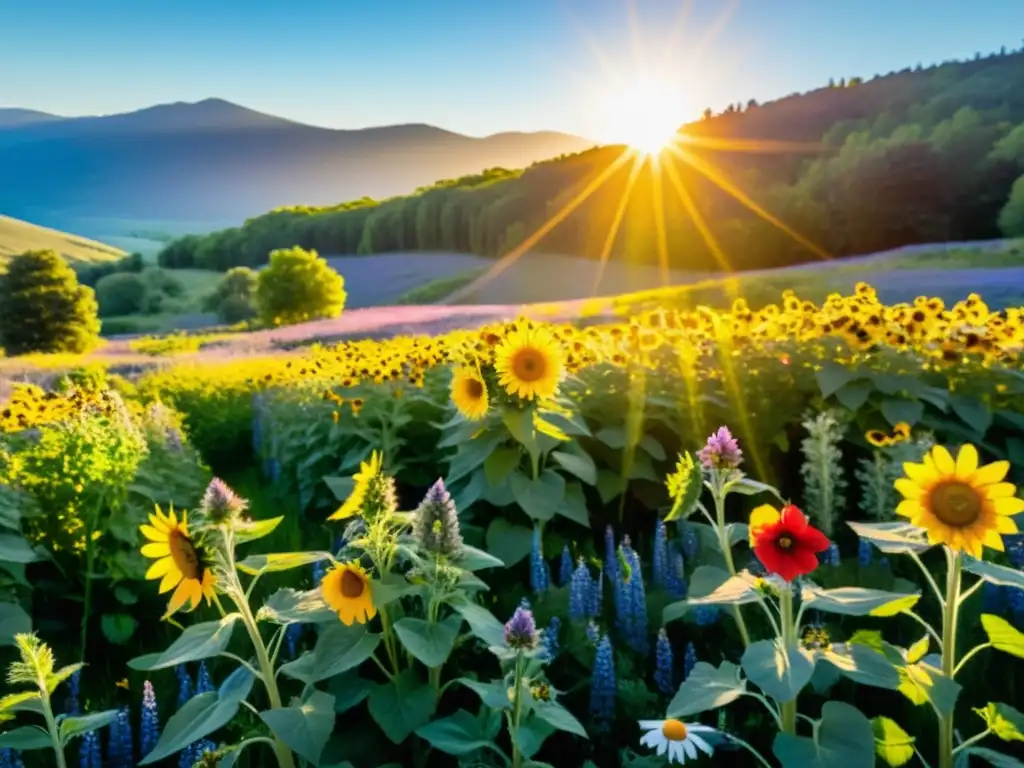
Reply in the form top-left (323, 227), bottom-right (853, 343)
top-left (801, 585), bottom-right (920, 617)
top-left (741, 639), bottom-right (814, 703)
top-left (773, 701), bottom-right (875, 768)
top-left (367, 670), bottom-right (435, 744)
top-left (416, 709), bottom-right (495, 756)
top-left (260, 690), bottom-right (336, 765)
top-left (394, 616), bottom-right (461, 668)
top-left (667, 661), bottom-right (746, 718)
top-left (509, 470), bottom-right (566, 522)
top-left (129, 614), bottom-right (241, 670)
top-left (279, 623), bottom-right (380, 684)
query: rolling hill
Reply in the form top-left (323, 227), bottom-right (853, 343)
top-left (158, 48), bottom-right (1024, 279)
top-left (0, 215), bottom-right (125, 266)
top-left (0, 99), bottom-right (594, 226)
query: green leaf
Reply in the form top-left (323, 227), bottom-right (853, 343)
top-left (835, 380), bottom-right (873, 411)
top-left (394, 616), bottom-right (460, 668)
top-left (881, 398), bottom-right (924, 427)
top-left (729, 477), bottom-right (784, 501)
top-left (819, 644), bottom-right (901, 690)
top-left (457, 545), bottom-right (505, 571)
top-left (234, 516), bottom-right (284, 544)
top-left (515, 716), bottom-right (555, 759)
top-left (741, 639), bottom-right (814, 703)
top-left (257, 588), bottom-right (338, 624)
top-left (279, 623), bottom-right (381, 684)
top-left (531, 700), bottom-right (588, 738)
top-left (950, 394), bottom-right (992, 435)
top-left (503, 408), bottom-right (538, 453)
top-left (595, 426), bottom-right (627, 449)
top-left (0, 725), bottom-right (51, 751)
top-left (976, 702), bottom-right (1024, 743)
top-left (509, 470), bottom-right (566, 522)
top-left (0, 534), bottom-right (43, 564)
top-left (236, 551), bottom-right (331, 576)
top-left (0, 602), bottom-right (32, 645)
top-left (638, 435), bottom-right (666, 460)
top-left (550, 450), bottom-right (597, 486)
top-left (139, 666), bottom-right (255, 764)
top-left (458, 678), bottom-right (512, 710)
top-left (484, 447), bottom-right (521, 488)
top-left (129, 614), bottom-right (241, 671)
top-left (957, 747), bottom-right (1024, 768)
top-left (100, 613), bottom-right (138, 645)
top-left (847, 521), bottom-right (931, 554)
top-left (328, 671), bottom-right (374, 713)
top-left (558, 482), bottom-right (591, 528)
top-left (801, 585), bottom-right (920, 617)
top-left (0, 691), bottom-right (41, 717)
top-left (595, 469), bottom-right (625, 503)
top-left (450, 601), bottom-right (506, 647)
top-left (59, 709), bottom-right (118, 746)
top-left (367, 670), bottom-right (435, 744)
top-left (324, 474), bottom-right (355, 501)
top-left (982, 614), bottom-right (1024, 659)
top-left (664, 452), bottom-right (703, 523)
top-left (113, 586), bottom-right (138, 606)
top-left (667, 661), bottom-right (746, 718)
top-left (871, 717), bottom-right (915, 767)
top-left (260, 690), bottom-right (335, 765)
top-left (485, 518), bottom-right (533, 567)
top-left (415, 709), bottom-right (493, 756)
top-left (686, 569), bottom-right (760, 607)
top-left (772, 701), bottom-right (875, 768)
top-left (964, 558), bottom-right (1024, 590)
top-left (897, 662), bottom-right (961, 717)
top-left (816, 362), bottom-right (857, 398)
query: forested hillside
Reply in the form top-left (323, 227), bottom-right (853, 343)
top-left (160, 48), bottom-right (1024, 274)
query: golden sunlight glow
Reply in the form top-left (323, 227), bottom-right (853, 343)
top-left (598, 75), bottom-right (686, 155)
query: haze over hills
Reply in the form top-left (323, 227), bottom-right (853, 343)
top-left (0, 98), bottom-right (594, 228)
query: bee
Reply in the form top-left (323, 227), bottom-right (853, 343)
top-left (115, 678), bottom-right (130, 691)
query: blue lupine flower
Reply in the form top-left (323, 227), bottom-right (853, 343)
top-left (614, 547), bottom-right (634, 639)
top-left (0, 749), bottom-right (24, 768)
top-left (681, 525), bottom-right (700, 561)
top-left (589, 635), bottom-right (616, 727)
top-left (1007, 587), bottom-right (1024, 628)
top-left (79, 730), bottom-right (102, 768)
top-left (857, 539), bottom-right (873, 566)
top-left (312, 559), bottom-right (327, 587)
top-left (529, 527), bottom-right (550, 595)
top-left (626, 547), bottom-right (649, 655)
top-left (653, 629), bottom-right (674, 695)
top-left (682, 641), bottom-right (697, 680)
top-left (107, 706), bottom-right (133, 768)
top-left (666, 552), bottom-right (687, 600)
top-left (196, 662), bottom-right (214, 695)
top-left (982, 582), bottom-right (1004, 616)
top-left (819, 542), bottom-right (840, 566)
top-left (589, 570), bottom-right (604, 617)
top-left (174, 665), bottom-right (193, 708)
top-left (284, 623), bottom-right (304, 660)
top-left (586, 621), bottom-right (600, 645)
top-left (140, 680), bottom-right (160, 758)
top-left (65, 669), bottom-right (82, 716)
top-left (652, 521), bottom-right (669, 590)
top-left (694, 606), bottom-right (719, 627)
top-left (541, 617), bottom-right (561, 661)
top-left (180, 738), bottom-right (217, 768)
top-left (559, 546), bottom-right (574, 587)
top-left (604, 525), bottom-right (618, 582)
top-left (569, 559), bottom-right (593, 621)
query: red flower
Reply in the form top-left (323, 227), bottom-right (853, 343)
top-left (751, 504), bottom-right (830, 581)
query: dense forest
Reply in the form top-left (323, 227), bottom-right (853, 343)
top-left (160, 47), bottom-right (1024, 275)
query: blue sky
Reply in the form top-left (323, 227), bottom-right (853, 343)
top-left (3, 0), bottom-right (1024, 139)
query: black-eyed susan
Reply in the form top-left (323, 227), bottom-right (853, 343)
top-left (494, 324), bottom-right (563, 401)
top-left (866, 430), bottom-right (893, 448)
top-left (327, 450), bottom-right (382, 521)
top-left (450, 367), bottom-right (489, 420)
top-left (140, 507), bottom-right (216, 615)
top-left (895, 444), bottom-right (1022, 558)
top-left (321, 561), bottom-right (376, 625)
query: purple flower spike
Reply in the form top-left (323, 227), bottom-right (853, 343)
top-left (504, 606), bottom-right (538, 650)
top-left (698, 426), bottom-right (743, 470)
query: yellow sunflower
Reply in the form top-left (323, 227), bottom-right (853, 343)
top-left (451, 367), bottom-right (489, 420)
top-left (140, 507), bottom-right (216, 616)
top-left (327, 450), bottom-right (382, 521)
top-left (895, 444), bottom-right (1022, 558)
top-left (493, 325), bottom-right (563, 401)
top-left (321, 561), bottom-right (376, 625)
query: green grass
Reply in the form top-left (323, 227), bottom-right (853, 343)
top-left (396, 268), bottom-right (486, 305)
top-left (874, 241), bottom-right (1024, 270)
top-left (0, 215), bottom-right (125, 267)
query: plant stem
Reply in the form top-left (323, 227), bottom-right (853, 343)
top-left (779, 585), bottom-right (797, 735)
top-left (510, 652), bottom-right (525, 768)
top-left (41, 693), bottom-right (67, 768)
top-left (81, 529), bottom-right (95, 660)
top-left (937, 550), bottom-right (962, 768)
top-left (953, 642), bottom-right (991, 677)
top-left (378, 608), bottom-right (402, 676)
top-left (713, 481), bottom-right (751, 647)
top-left (726, 735), bottom-right (774, 768)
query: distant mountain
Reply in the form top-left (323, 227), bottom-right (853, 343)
top-left (0, 99), bottom-right (594, 225)
top-left (0, 215), bottom-right (125, 267)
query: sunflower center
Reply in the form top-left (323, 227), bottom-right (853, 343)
top-left (661, 719), bottom-right (688, 742)
top-left (168, 529), bottom-right (201, 580)
top-left (929, 481), bottom-right (983, 527)
top-left (464, 378), bottom-right (485, 400)
top-left (776, 535), bottom-right (794, 550)
top-left (511, 348), bottom-right (547, 382)
top-left (341, 569), bottom-right (365, 598)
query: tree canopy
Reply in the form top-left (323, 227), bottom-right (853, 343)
top-left (256, 247), bottom-right (346, 326)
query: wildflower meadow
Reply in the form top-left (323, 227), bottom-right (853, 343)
top-left (1, 283), bottom-right (1023, 767)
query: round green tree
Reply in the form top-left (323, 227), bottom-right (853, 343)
top-left (204, 266), bottom-right (259, 323)
top-left (95, 272), bottom-right (147, 316)
top-left (997, 174), bottom-right (1024, 237)
top-left (256, 247), bottom-right (346, 326)
top-left (0, 250), bottom-right (101, 355)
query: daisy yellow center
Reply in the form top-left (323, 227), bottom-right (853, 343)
top-left (168, 529), bottom-right (201, 580)
top-left (661, 719), bottom-right (688, 741)
top-left (776, 535), bottom-right (794, 550)
top-left (511, 348), bottom-right (547, 382)
top-left (341, 569), bottom-right (365, 598)
top-left (463, 378), bottom-right (485, 400)
top-left (929, 481), bottom-right (982, 527)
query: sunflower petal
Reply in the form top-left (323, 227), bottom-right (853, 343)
top-left (972, 460), bottom-right (1010, 486)
top-left (166, 581), bottom-right (192, 615)
top-left (140, 542), bottom-right (170, 558)
top-left (993, 497), bottom-right (1024, 517)
top-left (986, 482), bottom-right (1018, 499)
top-left (995, 515), bottom-right (1019, 534)
top-left (894, 479), bottom-right (924, 500)
top-left (145, 557), bottom-right (173, 580)
top-left (895, 499), bottom-right (920, 518)
top-left (140, 525), bottom-right (166, 543)
top-left (930, 446), bottom-right (955, 475)
top-left (158, 570), bottom-right (181, 594)
top-left (980, 528), bottom-right (1005, 552)
top-left (955, 444), bottom-right (979, 478)
top-left (904, 461), bottom-right (938, 484)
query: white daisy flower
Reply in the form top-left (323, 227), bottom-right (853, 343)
top-left (638, 718), bottom-right (716, 764)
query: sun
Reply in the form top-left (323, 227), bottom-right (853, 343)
top-left (598, 75), bottom-right (687, 155)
